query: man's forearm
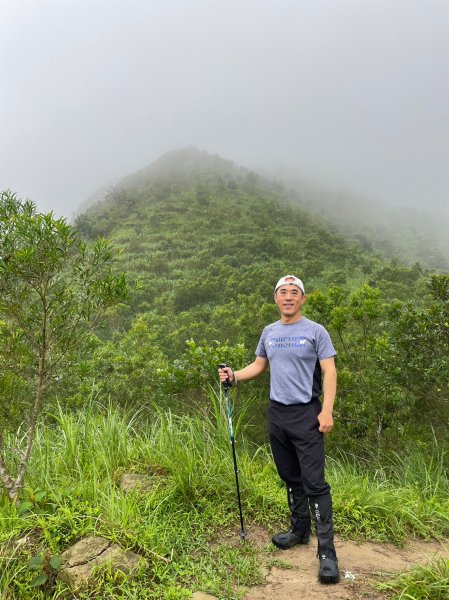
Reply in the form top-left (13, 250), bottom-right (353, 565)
top-left (234, 357), bottom-right (268, 382)
top-left (321, 369), bottom-right (337, 414)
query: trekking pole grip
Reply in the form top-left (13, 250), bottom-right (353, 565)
top-left (218, 363), bottom-right (230, 391)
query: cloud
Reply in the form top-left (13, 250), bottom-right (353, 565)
top-left (1, 0), bottom-right (448, 218)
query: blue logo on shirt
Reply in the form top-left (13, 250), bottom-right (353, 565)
top-left (268, 336), bottom-right (307, 349)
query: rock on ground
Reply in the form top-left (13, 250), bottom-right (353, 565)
top-left (119, 473), bottom-right (158, 493)
top-left (58, 536), bottom-right (143, 591)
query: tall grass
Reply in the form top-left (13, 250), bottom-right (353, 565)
top-left (329, 446), bottom-right (449, 542)
top-left (388, 438), bottom-right (449, 498)
top-left (0, 392), bottom-right (269, 598)
top-left (0, 393), bottom-right (448, 598)
top-left (378, 558), bottom-right (449, 599)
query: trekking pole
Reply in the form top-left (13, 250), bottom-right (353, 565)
top-left (218, 363), bottom-right (247, 540)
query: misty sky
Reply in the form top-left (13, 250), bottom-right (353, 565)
top-left (1, 0), bottom-right (448, 219)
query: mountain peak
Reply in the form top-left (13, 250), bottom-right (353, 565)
top-left (78, 147), bottom-right (247, 215)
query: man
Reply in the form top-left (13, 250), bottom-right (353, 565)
top-left (219, 275), bottom-right (339, 584)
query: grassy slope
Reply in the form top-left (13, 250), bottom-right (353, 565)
top-left (75, 149), bottom-right (424, 356)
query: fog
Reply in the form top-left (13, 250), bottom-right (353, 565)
top-left (1, 0), bottom-right (448, 221)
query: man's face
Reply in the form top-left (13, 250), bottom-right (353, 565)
top-left (274, 283), bottom-right (306, 318)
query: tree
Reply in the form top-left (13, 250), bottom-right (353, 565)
top-left (0, 191), bottom-right (129, 500)
top-left (383, 274), bottom-right (449, 436)
top-left (305, 285), bottom-right (407, 456)
top-left (73, 314), bottom-right (168, 408)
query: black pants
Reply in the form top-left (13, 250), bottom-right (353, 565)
top-left (268, 398), bottom-right (330, 497)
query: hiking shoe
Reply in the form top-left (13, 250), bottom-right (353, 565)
top-left (318, 556), bottom-right (340, 584)
top-left (272, 529), bottom-right (310, 549)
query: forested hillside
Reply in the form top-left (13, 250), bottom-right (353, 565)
top-left (75, 148), bottom-right (421, 347)
top-left (68, 148), bottom-right (448, 455)
top-left (265, 170), bottom-right (449, 272)
top-left (294, 188), bottom-right (449, 272)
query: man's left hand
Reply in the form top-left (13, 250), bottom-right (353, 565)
top-left (317, 411), bottom-right (334, 433)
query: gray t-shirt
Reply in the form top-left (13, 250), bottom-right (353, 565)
top-left (255, 317), bottom-right (336, 405)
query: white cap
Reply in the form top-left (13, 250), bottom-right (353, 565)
top-left (274, 275), bottom-right (305, 295)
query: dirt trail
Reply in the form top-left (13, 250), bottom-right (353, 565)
top-left (242, 528), bottom-right (448, 600)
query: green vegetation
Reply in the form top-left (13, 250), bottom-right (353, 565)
top-left (0, 191), bottom-right (128, 500)
top-left (1, 401), bottom-right (448, 598)
top-left (378, 558), bottom-right (449, 599)
top-left (69, 148), bottom-right (448, 456)
top-left (1, 148), bottom-right (448, 597)
top-left (289, 183), bottom-right (449, 271)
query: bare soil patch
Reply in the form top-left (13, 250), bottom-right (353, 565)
top-left (240, 528), bottom-right (447, 600)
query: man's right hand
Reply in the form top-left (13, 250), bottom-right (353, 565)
top-left (218, 366), bottom-right (234, 384)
